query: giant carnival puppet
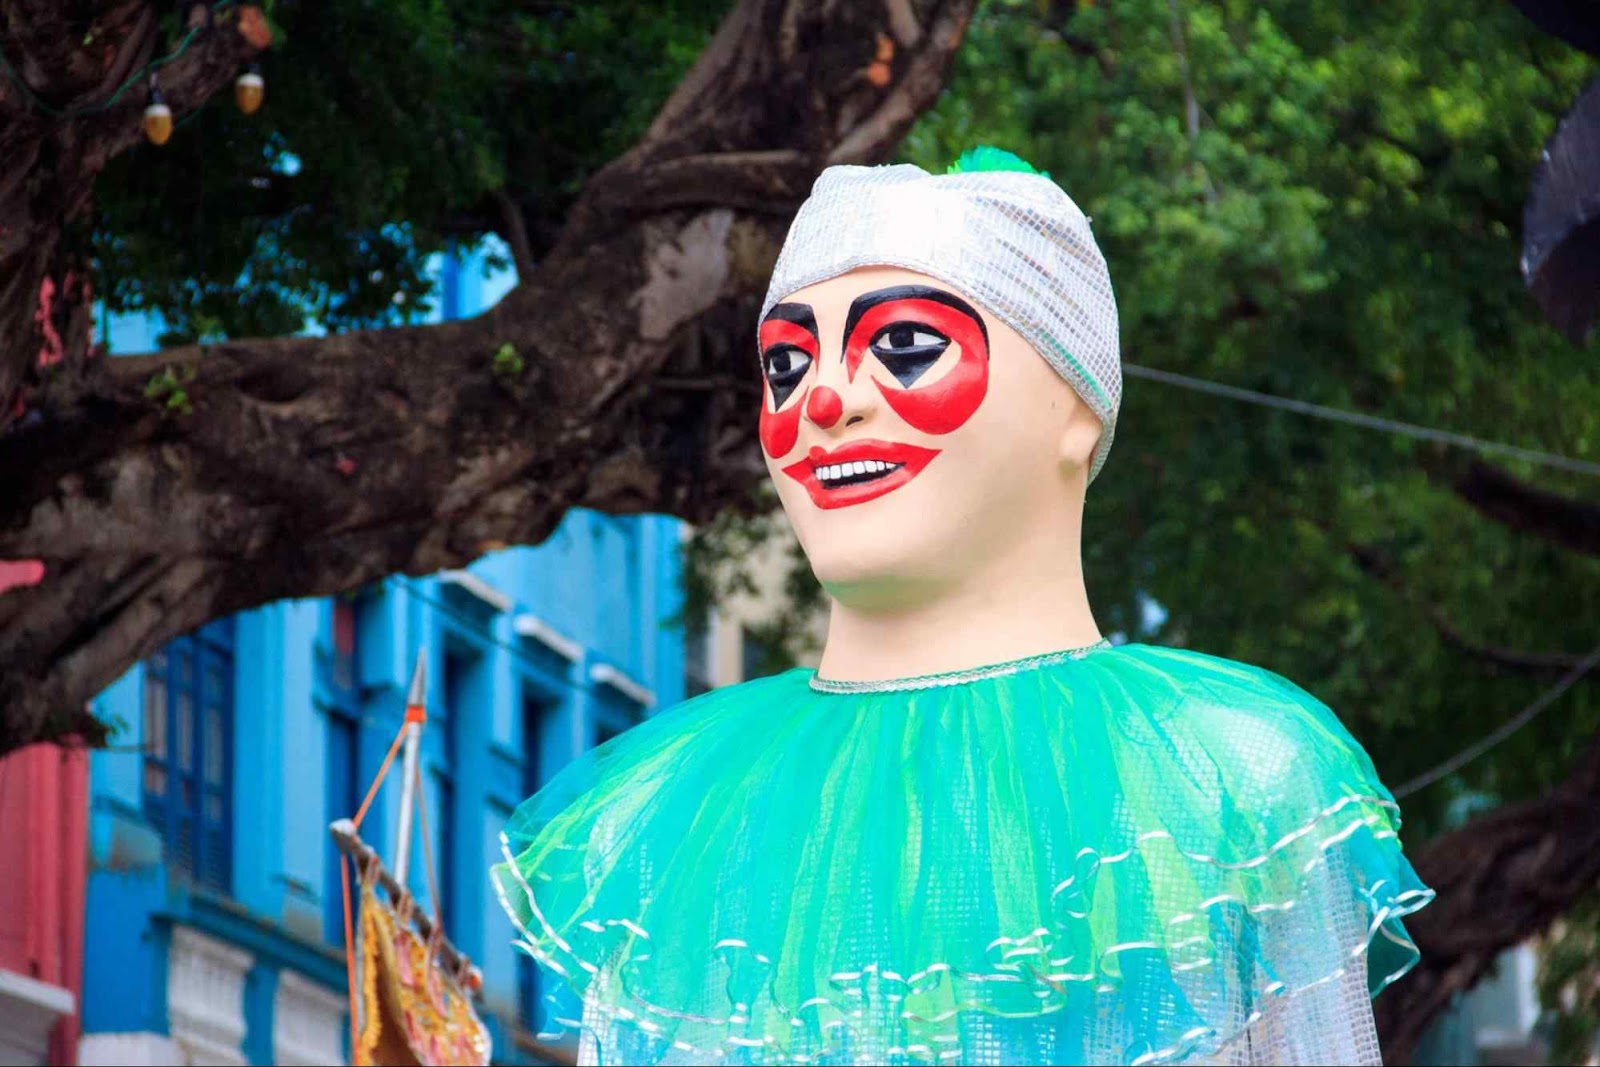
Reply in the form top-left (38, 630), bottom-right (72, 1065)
top-left (492, 150), bottom-right (1433, 1066)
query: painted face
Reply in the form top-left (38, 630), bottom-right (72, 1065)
top-left (759, 266), bottom-right (1093, 601)
top-left (760, 284), bottom-right (991, 508)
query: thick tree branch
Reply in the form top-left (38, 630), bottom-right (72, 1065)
top-left (1375, 730), bottom-right (1600, 1063)
top-left (830, 3), bottom-right (974, 165)
top-left (1450, 459), bottom-right (1600, 557)
top-left (1348, 542), bottom-right (1591, 672)
top-left (492, 188), bottom-right (537, 281)
top-left (0, 0), bottom-right (977, 756)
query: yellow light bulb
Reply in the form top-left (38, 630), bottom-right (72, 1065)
top-left (143, 102), bottom-right (173, 145)
top-left (234, 71), bottom-right (264, 115)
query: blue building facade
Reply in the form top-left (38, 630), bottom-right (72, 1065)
top-left (78, 250), bottom-right (690, 1065)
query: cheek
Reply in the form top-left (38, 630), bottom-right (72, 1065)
top-left (759, 382), bottom-right (804, 458)
top-left (874, 345), bottom-right (989, 435)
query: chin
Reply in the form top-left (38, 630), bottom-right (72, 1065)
top-left (803, 536), bottom-right (958, 611)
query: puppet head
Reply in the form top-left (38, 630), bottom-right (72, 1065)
top-left (757, 150), bottom-right (1119, 601)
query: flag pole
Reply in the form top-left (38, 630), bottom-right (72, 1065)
top-left (394, 651), bottom-right (427, 886)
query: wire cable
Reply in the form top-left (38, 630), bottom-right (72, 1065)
top-left (385, 575), bottom-right (663, 700)
top-left (1391, 641), bottom-right (1600, 799)
top-left (1124, 363), bottom-right (1600, 478)
top-left (387, 576), bottom-right (588, 692)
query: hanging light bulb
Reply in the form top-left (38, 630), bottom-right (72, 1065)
top-left (234, 64), bottom-right (264, 115)
top-left (143, 78), bottom-right (172, 145)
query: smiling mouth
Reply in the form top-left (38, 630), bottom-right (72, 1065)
top-left (781, 440), bottom-right (940, 510)
top-left (814, 458), bottom-right (903, 488)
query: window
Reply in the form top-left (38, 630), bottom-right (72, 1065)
top-left (323, 708), bottom-right (360, 945)
top-left (518, 689), bottom-right (552, 1029)
top-left (142, 620), bottom-right (234, 891)
top-left (331, 596), bottom-right (358, 692)
top-left (684, 617), bottom-right (712, 697)
top-left (593, 687), bottom-right (642, 749)
top-left (431, 766), bottom-right (456, 931)
top-left (523, 692), bottom-right (555, 791)
top-left (519, 954), bottom-right (543, 1034)
top-left (324, 595), bottom-right (365, 944)
top-left (433, 649), bottom-right (473, 933)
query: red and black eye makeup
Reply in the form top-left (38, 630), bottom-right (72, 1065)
top-left (759, 303), bottom-right (819, 409)
top-left (843, 285), bottom-right (990, 436)
top-left (758, 303), bottom-right (820, 458)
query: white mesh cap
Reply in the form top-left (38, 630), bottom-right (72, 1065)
top-left (761, 162), bottom-right (1121, 482)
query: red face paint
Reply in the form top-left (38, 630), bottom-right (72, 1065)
top-left (758, 315), bottom-right (819, 459)
top-left (760, 383), bottom-right (804, 458)
top-left (806, 386), bottom-right (843, 428)
top-left (843, 297), bottom-right (989, 436)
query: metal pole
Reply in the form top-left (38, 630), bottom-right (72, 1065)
top-left (393, 652), bottom-right (426, 886)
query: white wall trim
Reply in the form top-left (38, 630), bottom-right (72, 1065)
top-left (437, 570), bottom-right (513, 614)
top-left (0, 967), bottom-right (74, 1018)
top-left (513, 613), bottom-right (584, 662)
top-left (0, 967), bottom-right (73, 1066)
top-left (589, 663), bottom-right (656, 708)
top-left (273, 969), bottom-right (347, 1066)
top-left (77, 1032), bottom-right (186, 1066)
top-left (167, 926), bottom-right (251, 1067)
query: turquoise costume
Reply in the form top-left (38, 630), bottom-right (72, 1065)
top-left (493, 642), bottom-right (1431, 1065)
top-left (495, 149), bottom-right (1429, 1065)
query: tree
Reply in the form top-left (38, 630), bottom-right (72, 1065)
top-left (0, 0), bottom-right (978, 753)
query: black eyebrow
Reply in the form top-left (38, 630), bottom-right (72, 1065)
top-left (842, 285), bottom-right (989, 353)
top-left (761, 302), bottom-right (819, 342)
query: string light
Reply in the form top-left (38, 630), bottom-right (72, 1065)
top-left (0, 1), bottom-right (268, 145)
top-left (235, 64), bottom-right (264, 115)
top-left (142, 77), bottom-right (173, 146)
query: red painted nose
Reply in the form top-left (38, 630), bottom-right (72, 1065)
top-left (806, 386), bottom-right (843, 428)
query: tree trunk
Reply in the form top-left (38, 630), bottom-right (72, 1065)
top-left (1374, 730), bottom-right (1600, 1063)
top-left (0, 0), bottom-right (976, 756)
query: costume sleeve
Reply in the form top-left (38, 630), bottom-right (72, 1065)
top-left (1198, 850), bottom-right (1384, 1066)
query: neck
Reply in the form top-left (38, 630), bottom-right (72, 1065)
top-left (814, 519), bottom-right (1101, 683)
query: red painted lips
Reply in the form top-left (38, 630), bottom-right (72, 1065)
top-left (780, 439), bottom-right (940, 510)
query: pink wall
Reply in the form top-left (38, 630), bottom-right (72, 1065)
top-left (0, 741), bottom-right (88, 1064)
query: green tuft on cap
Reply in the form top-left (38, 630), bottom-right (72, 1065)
top-left (944, 146), bottom-right (1051, 180)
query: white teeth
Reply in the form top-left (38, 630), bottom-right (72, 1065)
top-left (815, 458), bottom-right (904, 486)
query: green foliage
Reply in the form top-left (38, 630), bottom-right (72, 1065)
top-left (902, 0), bottom-right (1599, 836)
top-left (491, 341), bottom-right (525, 386)
top-left (679, 491), bottom-right (826, 672)
top-left (142, 364), bottom-right (196, 416)
top-left (91, 0), bottom-right (725, 345)
top-left (1538, 894), bottom-right (1600, 1063)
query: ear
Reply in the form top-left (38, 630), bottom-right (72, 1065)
top-left (1057, 401), bottom-right (1103, 473)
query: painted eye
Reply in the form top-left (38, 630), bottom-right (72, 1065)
top-left (762, 345), bottom-right (812, 407)
top-left (870, 323), bottom-right (950, 387)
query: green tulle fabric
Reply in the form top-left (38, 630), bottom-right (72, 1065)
top-left (493, 643), bottom-right (1432, 1065)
